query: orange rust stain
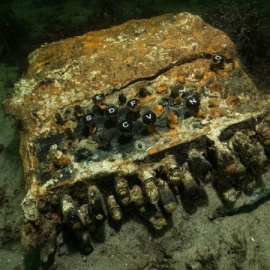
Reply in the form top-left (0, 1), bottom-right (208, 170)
top-left (167, 112), bottom-right (178, 129)
top-left (196, 86), bottom-right (202, 95)
top-left (196, 108), bottom-right (206, 118)
top-left (209, 108), bottom-right (224, 118)
top-left (167, 129), bottom-right (179, 136)
top-left (140, 96), bottom-right (152, 104)
top-left (169, 139), bottom-right (182, 148)
top-left (98, 103), bottom-right (107, 110)
top-left (208, 97), bottom-right (219, 108)
top-left (151, 104), bottom-right (164, 117)
top-left (81, 35), bottom-right (106, 52)
top-left (156, 84), bottom-right (167, 94)
top-left (203, 71), bottom-right (216, 81)
top-left (177, 75), bottom-right (186, 84)
top-left (148, 147), bottom-right (160, 155)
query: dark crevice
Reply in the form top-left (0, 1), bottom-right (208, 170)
top-left (110, 52), bottom-right (215, 94)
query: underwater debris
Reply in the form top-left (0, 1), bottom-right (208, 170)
top-left (3, 12), bottom-right (270, 262)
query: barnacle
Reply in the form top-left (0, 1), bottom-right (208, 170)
top-left (3, 12), bottom-right (270, 262)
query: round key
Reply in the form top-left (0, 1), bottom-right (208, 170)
top-left (142, 111), bottom-right (157, 125)
top-left (92, 94), bottom-right (105, 104)
top-left (105, 106), bottom-right (118, 117)
top-left (127, 99), bottom-right (140, 110)
top-left (83, 113), bottom-right (94, 123)
top-left (186, 95), bottom-right (200, 109)
top-left (119, 120), bottom-right (133, 133)
top-left (212, 54), bottom-right (224, 64)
